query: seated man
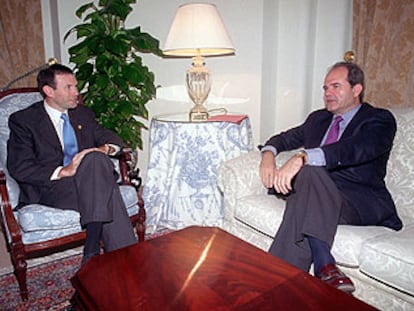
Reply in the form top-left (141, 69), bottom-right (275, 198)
top-left (7, 64), bottom-right (137, 264)
top-left (259, 62), bottom-right (402, 293)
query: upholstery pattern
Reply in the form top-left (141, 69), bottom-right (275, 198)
top-left (18, 206), bottom-right (81, 232)
top-left (217, 150), bottom-right (295, 240)
top-left (332, 225), bottom-right (392, 266)
top-left (359, 224), bottom-right (414, 296)
top-left (217, 150), bottom-right (266, 227)
top-left (16, 185), bottom-right (138, 244)
top-left (385, 108), bottom-right (414, 225)
top-left (341, 265), bottom-right (414, 311)
top-left (235, 195), bottom-right (283, 239)
top-left (0, 92), bottom-right (43, 208)
top-left (0, 92), bottom-right (139, 245)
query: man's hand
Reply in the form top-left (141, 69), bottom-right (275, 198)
top-left (273, 155), bottom-right (304, 195)
top-left (260, 151), bottom-right (277, 189)
top-left (97, 144), bottom-right (115, 155)
top-left (58, 148), bottom-right (103, 178)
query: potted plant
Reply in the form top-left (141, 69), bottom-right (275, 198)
top-left (64, 0), bottom-right (162, 150)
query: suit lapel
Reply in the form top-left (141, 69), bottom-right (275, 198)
top-left (36, 103), bottom-right (63, 150)
top-left (340, 103), bottom-right (371, 139)
top-left (306, 111), bottom-right (333, 148)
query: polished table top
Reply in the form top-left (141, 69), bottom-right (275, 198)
top-left (72, 226), bottom-right (376, 310)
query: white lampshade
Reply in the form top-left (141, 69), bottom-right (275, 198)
top-left (163, 3), bottom-right (235, 57)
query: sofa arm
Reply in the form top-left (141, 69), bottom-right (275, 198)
top-left (218, 151), bottom-right (264, 197)
top-left (217, 151), bottom-right (265, 225)
top-left (217, 149), bottom-right (299, 226)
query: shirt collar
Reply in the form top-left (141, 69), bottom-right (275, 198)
top-left (336, 104), bottom-right (362, 126)
top-left (44, 101), bottom-right (67, 124)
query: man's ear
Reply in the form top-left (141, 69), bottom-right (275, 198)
top-left (42, 85), bottom-right (54, 97)
top-left (352, 84), bottom-right (363, 99)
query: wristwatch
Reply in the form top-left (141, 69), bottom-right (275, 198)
top-left (295, 149), bottom-right (307, 165)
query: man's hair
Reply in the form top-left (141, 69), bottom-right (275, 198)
top-left (329, 61), bottom-right (365, 102)
top-left (37, 64), bottom-right (74, 98)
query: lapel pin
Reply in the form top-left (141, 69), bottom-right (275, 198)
top-left (78, 125), bottom-right (82, 130)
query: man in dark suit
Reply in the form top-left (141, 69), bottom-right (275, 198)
top-left (259, 62), bottom-right (402, 293)
top-left (7, 64), bottom-right (137, 264)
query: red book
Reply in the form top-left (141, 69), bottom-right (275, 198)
top-left (207, 114), bottom-right (248, 124)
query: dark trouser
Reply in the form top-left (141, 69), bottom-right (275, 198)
top-left (41, 152), bottom-right (137, 252)
top-left (268, 166), bottom-right (361, 272)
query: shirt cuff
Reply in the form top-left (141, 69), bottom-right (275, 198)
top-left (260, 145), bottom-right (277, 156)
top-left (304, 148), bottom-right (326, 166)
top-left (107, 144), bottom-right (120, 156)
top-left (51, 166), bottom-right (63, 180)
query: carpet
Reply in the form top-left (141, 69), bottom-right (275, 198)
top-left (0, 254), bottom-right (79, 311)
top-left (0, 230), bottom-right (172, 311)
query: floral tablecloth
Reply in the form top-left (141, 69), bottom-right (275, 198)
top-left (143, 113), bottom-right (253, 233)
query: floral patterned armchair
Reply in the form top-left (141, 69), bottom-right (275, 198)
top-left (0, 88), bottom-right (146, 300)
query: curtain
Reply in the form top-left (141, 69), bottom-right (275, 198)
top-left (353, 0), bottom-right (414, 108)
top-left (0, 0), bottom-right (45, 90)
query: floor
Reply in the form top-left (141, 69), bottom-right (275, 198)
top-left (0, 232), bottom-right (11, 275)
top-left (0, 228), bottom-right (158, 276)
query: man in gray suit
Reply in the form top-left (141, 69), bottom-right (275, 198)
top-left (7, 64), bottom-right (137, 264)
top-left (260, 62), bottom-right (402, 293)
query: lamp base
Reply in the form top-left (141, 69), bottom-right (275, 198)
top-left (189, 103), bottom-right (209, 122)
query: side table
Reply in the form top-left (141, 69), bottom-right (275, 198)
top-left (143, 113), bottom-right (253, 233)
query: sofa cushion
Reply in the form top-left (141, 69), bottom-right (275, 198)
top-left (17, 185), bottom-right (138, 233)
top-left (359, 224), bottom-right (414, 296)
top-left (235, 195), bottom-right (397, 269)
top-left (332, 225), bottom-right (393, 267)
top-left (235, 194), bottom-right (285, 238)
top-left (18, 205), bottom-right (81, 232)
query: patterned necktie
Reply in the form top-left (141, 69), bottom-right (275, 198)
top-left (61, 113), bottom-right (78, 165)
top-left (323, 115), bottom-right (343, 145)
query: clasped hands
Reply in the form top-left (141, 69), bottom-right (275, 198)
top-left (58, 144), bottom-right (111, 178)
top-left (259, 151), bottom-right (304, 195)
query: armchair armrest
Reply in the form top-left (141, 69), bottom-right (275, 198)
top-left (112, 148), bottom-right (145, 241)
top-left (114, 148), bottom-right (142, 190)
top-left (0, 170), bottom-right (22, 245)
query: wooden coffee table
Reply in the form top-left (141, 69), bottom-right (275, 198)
top-left (71, 226), bottom-right (376, 310)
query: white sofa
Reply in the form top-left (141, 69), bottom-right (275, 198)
top-left (217, 107), bottom-right (414, 311)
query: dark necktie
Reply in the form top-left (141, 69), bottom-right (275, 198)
top-left (323, 115), bottom-right (343, 145)
top-left (61, 113), bottom-right (78, 165)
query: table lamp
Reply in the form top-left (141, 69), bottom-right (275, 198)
top-left (163, 3), bottom-right (235, 121)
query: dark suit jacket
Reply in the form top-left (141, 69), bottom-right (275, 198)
top-left (7, 100), bottom-right (123, 208)
top-left (264, 103), bottom-right (402, 230)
